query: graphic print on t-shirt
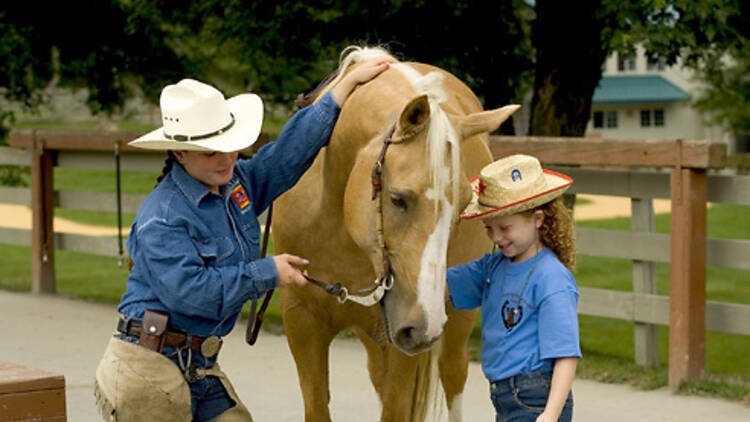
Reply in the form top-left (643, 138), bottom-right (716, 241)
top-left (501, 299), bottom-right (523, 332)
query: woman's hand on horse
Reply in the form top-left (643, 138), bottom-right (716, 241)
top-left (273, 254), bottom-right (310, 287)
top-left (331, 57), bottom-right (396, 105)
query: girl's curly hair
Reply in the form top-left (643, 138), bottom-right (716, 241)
top-left (534, 197), bottom-right (576, 271)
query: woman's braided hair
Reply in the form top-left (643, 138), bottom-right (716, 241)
top-left (155, 151), bottom-right (176, 187)
top-left (535, 197), bottom-right (576, 271)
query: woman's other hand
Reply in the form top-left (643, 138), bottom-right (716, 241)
top-left (273, 254), bottom-right (309, 287)
top-left (331, 57), bottom-right (396, 105)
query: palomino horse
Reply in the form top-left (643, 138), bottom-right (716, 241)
top-left (272, 46), bottom-right (519, 421)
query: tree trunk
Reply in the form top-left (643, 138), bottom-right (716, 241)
top-left (530, 0), bottom-right (609, 137)
top-left (530, 0), bottom-right (611, 210)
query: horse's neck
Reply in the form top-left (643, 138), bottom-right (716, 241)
top-left (314, 70), bottom-right (414, 216)
top-left (320, 102), bottom-right (398, 199)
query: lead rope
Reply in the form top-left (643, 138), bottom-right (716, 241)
top-left (114, 141), bottom-right (124, 267)
top-left (246, 203), bottom-right (273, 345)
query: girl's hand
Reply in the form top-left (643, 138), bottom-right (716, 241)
top-left (273, 254), bottom-right (309, 287)
top-left (331, 57), bottom-right (396, 105)
top-left (535, 412), bottom-right (554, 422)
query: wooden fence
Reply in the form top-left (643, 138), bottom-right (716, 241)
top-left (2, 129), bottom-right (750, 388)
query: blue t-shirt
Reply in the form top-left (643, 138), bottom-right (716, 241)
top-left (447, 247), bottom-right (581, 381)
top-left (118, 92), bottom-right (341, 337)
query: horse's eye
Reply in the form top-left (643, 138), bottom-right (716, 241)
top-left (390, 194), bottom-right (408, 210)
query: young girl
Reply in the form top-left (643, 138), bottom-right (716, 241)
top-left (94, 57), bottom-right (393, 422)
top-left (447, 154), bottom-right (580, 422)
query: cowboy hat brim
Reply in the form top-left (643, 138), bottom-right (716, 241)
top-left (461, 169), bottom-right (573, 220)
top-left (128, 94), bottom-right (263, 153)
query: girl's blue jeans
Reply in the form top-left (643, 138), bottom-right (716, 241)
top-left (490, 370), bottom-right (573, 422)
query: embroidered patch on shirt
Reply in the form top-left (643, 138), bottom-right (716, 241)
top-left (231, 184), bottom-right (250, 210)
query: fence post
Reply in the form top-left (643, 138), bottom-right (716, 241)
top-left (668, 166), bottom-right (707, 386)
top-left (631, 197), bottom-right (659, 366)
top-left (30, 133), bottom-right (56, 294)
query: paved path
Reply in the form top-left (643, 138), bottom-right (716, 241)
top-left (1, 290), bottom-right (749, 421)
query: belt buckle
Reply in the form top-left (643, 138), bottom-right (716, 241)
top-left (200, 336), bottom-right (222, 357)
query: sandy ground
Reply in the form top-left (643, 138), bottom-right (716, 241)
top-left (0, 204), bottom-right (130, 237)
top-left (573, 194), bottom-right (672, 221)
top-left (2, 290), bottom-right (749, 421)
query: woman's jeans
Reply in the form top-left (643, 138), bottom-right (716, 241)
top-left (490, 371), bottom-right (573, 422)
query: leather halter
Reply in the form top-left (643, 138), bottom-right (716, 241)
top-left (246, 126), bottom-right (400, 345)
top-left (246, 124), bottom-right (403, 347)
top-left (300, 124), bottom-right (398, 307)
top-left (370, 124), bottom-right (397, 286)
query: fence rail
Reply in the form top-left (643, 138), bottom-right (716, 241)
top-left (2, 129), bottom-right (749, 388)
top-left (579, 288), bottom-right (750, 336)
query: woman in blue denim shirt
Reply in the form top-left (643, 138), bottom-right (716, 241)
top-left (94, 57), bottom-right (393, 422)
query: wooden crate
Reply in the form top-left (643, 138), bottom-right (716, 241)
top-left (0, 362), bottom-right (66, 421)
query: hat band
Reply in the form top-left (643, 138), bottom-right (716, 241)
top-left (164, 113), bottom-right (236, 142)
top-left (478, 199), bottom-right (503, 209)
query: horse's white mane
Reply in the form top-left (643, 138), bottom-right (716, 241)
top-left (391, 63), bottom-right (460, 215)
top-left (316, 45), bottom-right (460, 211)
top-left (314, 45), bottom-right (395, 102)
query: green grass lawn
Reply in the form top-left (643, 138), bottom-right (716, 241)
top-left (11, 119), bottom-right (158, 133)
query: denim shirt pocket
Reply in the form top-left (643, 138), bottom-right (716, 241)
top-left (240, 217), bottom-right (261, 246)
top-left (196, 236), bottom-right (235, 266)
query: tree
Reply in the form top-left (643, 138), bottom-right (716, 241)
top-left (1, 1), bottom-right (534, 137)
top-left (529, 0), bottom-right (610, 136)
top-left (528, 0), bottom-right (747, 138)
top-left (197, 0), bottom-right (535, 134)
top-left (691, 1), bottom-right (750, 136)
top-left (0, 1), bottom-right (186, 140)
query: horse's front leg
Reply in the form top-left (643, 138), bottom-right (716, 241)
top-left (438, 305), bottom-right (477, 422)
top-left (281, 289), bottom-right (337, 422)
top-left (378, 345), bottom-right (431, 422)
top-left (352, 327), bottom-right (385, 397)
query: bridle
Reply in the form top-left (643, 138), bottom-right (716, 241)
top-left (303, 123), bottom-right (399, 307)
top-left (247, 124), bottom-right (399, 345)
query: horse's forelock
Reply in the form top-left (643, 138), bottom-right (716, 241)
top-left (311, 46), bottom-right (396, 104)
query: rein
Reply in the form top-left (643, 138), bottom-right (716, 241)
top-left (246, 203), bottom-right (274, 346)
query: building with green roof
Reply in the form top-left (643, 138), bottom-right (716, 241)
top-left (585, 46), bottom-right (737, 153)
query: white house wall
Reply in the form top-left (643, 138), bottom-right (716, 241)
top-left (590, 45), bottom-right (734, 153)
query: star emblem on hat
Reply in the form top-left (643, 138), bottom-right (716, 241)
top-left (477, 180), bottom-right (487, 196)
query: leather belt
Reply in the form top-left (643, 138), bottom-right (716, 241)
top-left (116, 317), bottom-right (222, 357)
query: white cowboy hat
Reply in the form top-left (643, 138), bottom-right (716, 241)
top-left (129, 79), bottom-right (263, 152)
top-left (461, 154), bottom-right (573, 220)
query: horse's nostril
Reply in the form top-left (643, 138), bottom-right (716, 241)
top-left (395, 326), bottom-right (417, 349)
top-left (394, 325), bottom-right (442, 355)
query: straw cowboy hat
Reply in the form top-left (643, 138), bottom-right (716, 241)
top-left (461, 154), bottom-right (573, 219)
top-left (129, 79), bottom-right (263, 152)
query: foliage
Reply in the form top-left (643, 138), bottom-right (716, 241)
top-left (0, 165), bottom-right (28, 187)
top-left (138, 0), bottom-right (535, 117)
top-left (2, 1), bottom-right (748, 140)
top-left (612, 0), bottom-right (750, 135)
top-left (529, 0), bottom-right (748, 137)
top-left (0, 1), bottom-right (185, 122)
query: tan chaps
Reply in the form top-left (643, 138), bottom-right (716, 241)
top-left (94, 337), bottom-right (253, 422)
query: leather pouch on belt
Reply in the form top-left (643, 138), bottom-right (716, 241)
top-left (138, 310), bottom-right (169, 353)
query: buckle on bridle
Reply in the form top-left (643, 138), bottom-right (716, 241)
top-left (378, 273), bottom-right (394, 290)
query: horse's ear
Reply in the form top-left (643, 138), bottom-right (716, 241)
top-left (394, 94), bottom-right (430, 142)
top-left (456, 104), bottom-right (521, 140)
